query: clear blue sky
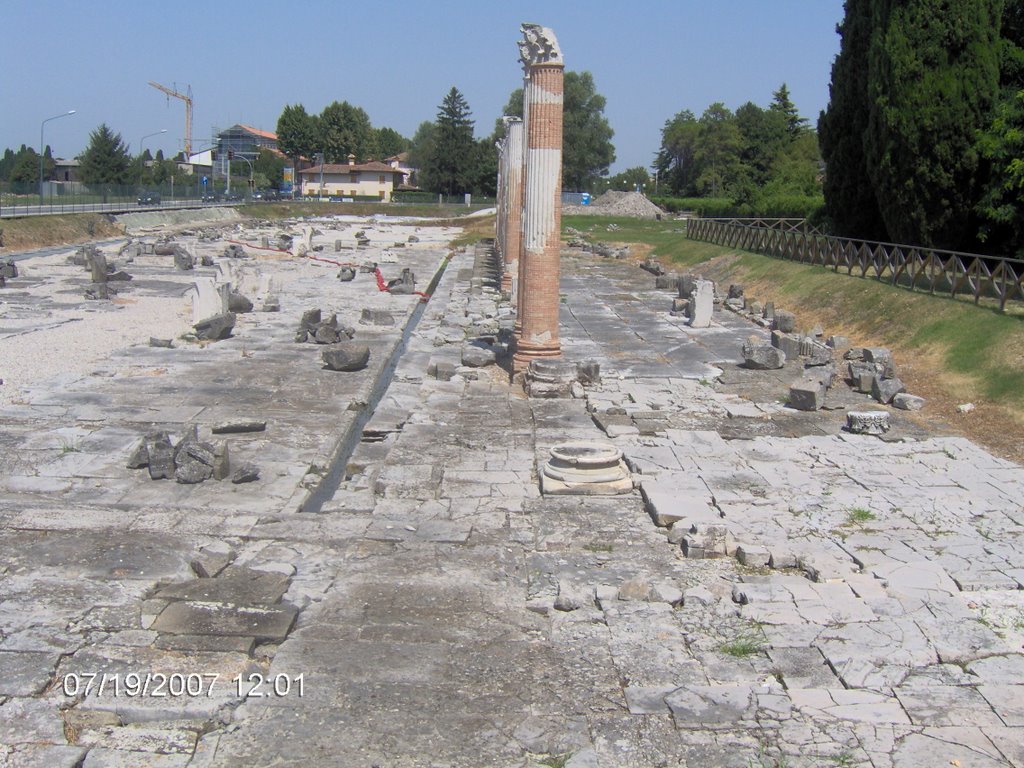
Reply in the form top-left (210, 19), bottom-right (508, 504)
top-left (4, 0), bottom-right (845, 174)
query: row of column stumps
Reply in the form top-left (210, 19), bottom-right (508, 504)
top-left (494, 23), bottom-right (563, 374)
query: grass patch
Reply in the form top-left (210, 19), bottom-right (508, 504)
top-left (239, 201), bottom-right (492, 222)
top-left (583, 542), bottom-right (613, 553)
top-left (846, 507), bottom-right (876, 524)
top-left (719, 633), bottom-right (765, 657)
top-left (59, 438), bottom-right (82, 454)
top-left (538, 753), bottom-right (572, 768)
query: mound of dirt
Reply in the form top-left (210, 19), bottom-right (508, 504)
top-left (564, 191), bottom-right (663, 219)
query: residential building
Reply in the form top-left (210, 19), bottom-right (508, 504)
top-left (298, 155), bottom-right (405, 201)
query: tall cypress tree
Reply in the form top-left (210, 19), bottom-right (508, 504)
top-left (421, 87), bottom-right (475, 196)
top-left (819, 0), bottom-right (888, 240)
top-left (864, 0), bottom-right (1002, 248)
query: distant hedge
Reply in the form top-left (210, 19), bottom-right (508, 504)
top-left (651, 195), bottom-right (825, 220)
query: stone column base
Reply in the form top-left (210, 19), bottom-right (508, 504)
top-left (512, 340), bottom-right (562, 374)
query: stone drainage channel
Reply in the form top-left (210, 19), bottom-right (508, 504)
top-left (300, 252), bottom-right (453, 513)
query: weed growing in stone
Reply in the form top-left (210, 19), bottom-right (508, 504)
top-left (539, 753), bottom-right (572, 768)
top-left (846, 507), bottom-right (876, 524)
top-left (720, 634), bottom-right (765, 657)
top-left (583, 542), bottom-right (613, 553)
top-left (59, 438), bottom-right (82, 454)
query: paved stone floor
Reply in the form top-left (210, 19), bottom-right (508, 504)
top-left (0, 219), bottom-right (1022, 767)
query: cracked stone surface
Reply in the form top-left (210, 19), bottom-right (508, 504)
top-left (0, 220), bottom-right (1022, 767)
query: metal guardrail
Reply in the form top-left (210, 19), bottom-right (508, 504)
top-left (688, 218), bottom-right (1024, 310)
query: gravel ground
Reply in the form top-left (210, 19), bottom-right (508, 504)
top-left (564, 190), bottom-right (664, 219)
top-left (0, 251), bottom-right (192, 406)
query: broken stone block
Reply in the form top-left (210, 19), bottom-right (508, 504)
top-left (687, 280), bottom-right (714, 328)
top-left (212, 441), bottom-right (230, 481)
top-left (892, 392), bottom-right (925, 411)
top-left (872, 376), bottom-right (905, 404)
top-left (173, 248), bottom-right (194, 271)
top-left (742, 341), bottom-right (785, 370)
top-left (554, 581), bottom-right (591, 612)
top-left (193, 313), bottom-right (236, 341)
top-left (212, 420), bottom-right (266, 434)
top-left (671, 297), bottom-right (689, 313)
top-left (149, 337), bottom-right (173, 348)
top-left (200, 254), bottom-right (215, 267)
top-left (322, 342), bottom-right (370, 371)
top-left (0, 258), bottom-right (18, 279)
top-left (727, 284), bottom-right (744, 299)
top-left (863, 347), bottom-right (893, 366)
top-left (190, 542), bottom-right (236, 578)
top-left (461, 343), bottom-right (496, 368)
top-left (747, 300), bottom-right (763, 316)
top-left (145, 432), bottom-right (175, 480)
top-left (228, 292), bottom-right (253, 314)
top-left (802, 340), bottom-right (833, 366)
top-left (771, 330), bottom-right (802, 361)
top-left (618, 578), bottom-right (655, 601)
top-left (232, 464), bottom-right (260, 484)
top-left (857, 369), bottom-right (879, 394)
top-left (313, 325), bottom-right (339, 344)
top-left (106, 269), bottom-right (132, 282)
top-left (762, 301), bottom-right (775, 321)
top-left (299, 308), bottom-right (322, 334)
top-left (576, 360), bottom-right (601, 384)
top-left (789, 378), bottom-right (827, 411)
top-left (360, 308), bottom-right (395, 326)
top-left (846, 410), bottom-right (891, 435)
top-left (261, 296), bottom-right (280, 313)
top-left (773, 310), bottom-right (796, 333)
top-left (655, 273), bottom-right (681, 290)
top-left (125, 439), bottom-right (149, 469)
top-left (827, 335), bottom-right (850, 352)
top-left (337, 267), bottom-right (356, 282)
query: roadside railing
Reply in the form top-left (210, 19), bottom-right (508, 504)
top-left (688, 217), bottom-right (1024, 310)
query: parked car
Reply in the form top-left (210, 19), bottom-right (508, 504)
top-left (223, 192), bottom-right (243, 203)
top-left (201, 193), bottom-right (219, 203)
top-left (137, 192), bottom-right (160, 206)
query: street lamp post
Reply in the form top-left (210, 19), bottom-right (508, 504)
top-left (318, 152), bottom-right (325, 202)
top-left (139, 129), bottom-right (167, 191)
top-left (39, 110), bottom-right (75, 206)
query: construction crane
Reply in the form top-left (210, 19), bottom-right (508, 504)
top-left (148, 81), bottom-right (193, 156)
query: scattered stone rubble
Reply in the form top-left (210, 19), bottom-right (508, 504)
top-left (126, 425), bottom-right (258, 485)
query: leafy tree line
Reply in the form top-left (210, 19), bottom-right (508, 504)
top-left (0, 145), bottom-right (55, 184)
top-left (820, 0), bottom-right (1024, 255)
top-left (276, 102), bottom-right (409, 165)
top-left (652, 84), bottom-right (822, 211)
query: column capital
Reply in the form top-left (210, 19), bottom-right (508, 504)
top-left (518, 23), bottom-right (563, 72)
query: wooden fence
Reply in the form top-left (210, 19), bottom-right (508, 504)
top-left (687, 218), bottom-right (1024, 310)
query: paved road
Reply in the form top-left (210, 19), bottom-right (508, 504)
top-left (0, 221), bottom-right (1021, 767)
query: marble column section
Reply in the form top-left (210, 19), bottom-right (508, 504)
top-left (513, 23), bottom-right (564, 372)
top-left (494, 132), bottom-right (506, 268)
top-left (502, 117), bottom-right (524, 298)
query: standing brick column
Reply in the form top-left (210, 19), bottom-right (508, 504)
top-left (513, 23), bottom-right (564, 372)
top-left (502, 117), bottom-right (524, 298)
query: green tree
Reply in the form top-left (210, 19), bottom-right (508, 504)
top-left (694, 103), bottom-right (742, 197)
top-left (471, 137), bottom-right (498, 197)
top-left (319, 101), bottom-right (375, 163)
top-left (735, 102), bottom-right (789, 188)
top-left (407, 122), bottom-right (435, 172)
top-left (10, 147), bottom-right (41, 184)
top-left (562, 71), bottom-right (615, 191)
top-left (254, 148), bottom-right (285, 189)
top-left (654, 110), bottom-right (700, 196)
top-left (770, 83), bottom-right (809, 137)
top-left (78, 124), bottom-right (131, 186)
top-left (375, 127), bottom-right (409, 160)
top-left (497, 70), bottom-right (615, 192)
top-left (819, 0), bottom-right (888, 240)
top-left (276, 104), bottom-right (320, 160)
top-left (594, 166), bottom-right (652, 195)
top-left (420, 87), bottom-right (476, 196)
top-left (865, 0), bottom-right (1002, 249)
